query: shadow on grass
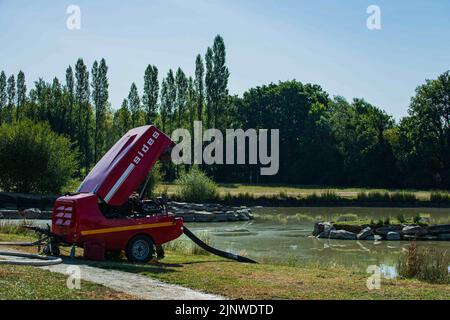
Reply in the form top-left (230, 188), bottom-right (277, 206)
top-left (78, 256), bottom-right (231, 276)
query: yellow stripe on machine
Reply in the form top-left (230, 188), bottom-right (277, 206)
top-left (80, 221), bottom-right (176, 236)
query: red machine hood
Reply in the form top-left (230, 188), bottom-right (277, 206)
top-left (77, 125), bottom-right (174, 206)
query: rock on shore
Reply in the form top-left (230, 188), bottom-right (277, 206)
top-left (313, 221), bottom-right (450, 241)
top-left (167, 202), bottom-right (253, 222)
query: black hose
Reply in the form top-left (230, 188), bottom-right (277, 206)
top-left (0, 250), bottom-right (63, 266)
top-left (183, 226), bottom-right (257, 264)
top-left (0, 241), bottom-right (41, 247)
top-left (0, 241), bottom-right (63, 266)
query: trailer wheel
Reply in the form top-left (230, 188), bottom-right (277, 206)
top-left (126, 235), bottom-right (155, 263)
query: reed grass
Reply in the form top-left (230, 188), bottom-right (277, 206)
top-left (430, 192), bottom-right (450, 203)
top-left (397, 242), bottom-right (449, 284)
top-left (163, 231), bottom-right (213, 256)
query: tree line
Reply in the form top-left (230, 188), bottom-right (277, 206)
top-left (0, 35), bottom-right (448, 189)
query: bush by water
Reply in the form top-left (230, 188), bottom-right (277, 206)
top-left (0, 120), bottom-right (78, 194)
top-left (175, 167), bottom-right (218, 202)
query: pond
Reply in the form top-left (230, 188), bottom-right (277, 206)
top-left (184, 207), bottom-right (450, 276)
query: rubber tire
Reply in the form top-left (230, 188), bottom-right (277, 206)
top-left (125, 235), bottom-right (155, 263)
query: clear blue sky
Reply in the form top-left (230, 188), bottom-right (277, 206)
top-left (1, 0), bottom-right (449, 119)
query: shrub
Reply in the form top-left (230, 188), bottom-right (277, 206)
top-left (397, 214), bottom-right (406, 224)
top-left (336, 213), bottom-right (359, 222)
top-left (0, 120), bottom-right (78, 194)
top-left (356, 191), bottom-right (417, 202)
top-left (357, 191), bottom-right (390, 202)
top-left (430, 192), bottom-right (450, 203)
top-left (163, 232), bottom-right (213, 255)
top-left (175, 167), bottom-right (218, 202)
top-left (321, 190), bottom-right (341, 201)
top-left (413, 214), bottom-right (421, 224)
top-left (305, 190), bottom-right (341, 202)
top-left (397, 242), bottom-right (449, 284)
top-left (390, 192), bottom-right (417, 202)
top-left (0, 220), bottom-right (35, 236)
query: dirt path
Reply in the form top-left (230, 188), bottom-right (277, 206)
top-left (40, 258), bottom-right (224, 300)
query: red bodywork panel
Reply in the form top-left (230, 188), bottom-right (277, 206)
top-left (52, 125), bottom-right (183, 260)
top-left (77, 125), bottom-right (174, 206)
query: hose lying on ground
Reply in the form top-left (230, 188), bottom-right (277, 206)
top-left (183, 226), bottom-right (258, 264)
top-left (0, 241), bottom-right (63, 266)
top-left (0, 250), bottom-right (63, 266)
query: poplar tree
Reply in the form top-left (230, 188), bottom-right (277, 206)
top-left (128, 83), bottom-right (141, 127)
top-left (6, 75), bottom-right (15, 123)
top-left (175, 67), bottom-right (188, 129)
top-left (166, 69), bottom-right (176, 133)
top-left (187, 76), bottom-right (196, 145)
top-left (75, 58), bottom-right (90, 171)
top-left (33, 78), bottom-right (49, 121)
top-left (212, 35), bottom-right (229, 129)
top-left (51, 77), bottom-right (62, 131)
top-left (113, 99), bottom-right (131, 140)
top-left (194, 54), bottom-right (204, 122)
top-left (160, 78), bottom-right (168, 133)
top-left (205, 48), bottom-right (213, 129)
top-left (65, 66), bottom-right (75, 135)
top-left (0, 71), bottom-right (6, 124)
top-left (92, 59), bottom-right (109, 162)
top-left (143, 65), bottom-right (159, 124)
top-left (16, 71), bottom-right (26, 121)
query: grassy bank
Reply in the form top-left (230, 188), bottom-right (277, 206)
top-left (157, 183), bottom-right (448, 200)
top-left (97, 252), bottom-right (449, 300)
top-left (157, 183), bottom-right (450, 207)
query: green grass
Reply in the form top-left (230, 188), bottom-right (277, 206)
top-left (0, 265), bottom-right (134, 300)
top-left (0, 220), bottom-right (37, 236)
top-left (95, 251), bottom-right (449, 300)
top-left (0, 230), bottom-right (134, 300)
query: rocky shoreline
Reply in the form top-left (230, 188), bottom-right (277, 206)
top-left (167, 202), bottom-right (253, 222)
top-left (0, 202), bottom-right (254, 222)
top-left (313, 222), bottom-right (450, 241)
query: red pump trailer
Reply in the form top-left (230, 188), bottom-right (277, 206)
top-left (52, 125), bottom-right (183, 262)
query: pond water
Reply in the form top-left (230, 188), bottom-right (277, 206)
top-left (6, 207), bottom-right (450, 275)
top-left (184, 207), bottom-right (450, 275)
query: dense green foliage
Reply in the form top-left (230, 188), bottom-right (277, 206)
top-left (0, 120), bottom-right (78, 193)
top-left (175, 167), bottom-right (218, 202)
top-left (0, 35), bottom-right (448, 190)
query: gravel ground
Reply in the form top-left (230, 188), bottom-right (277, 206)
top-left (40, 258), bottom-right (225, 300)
